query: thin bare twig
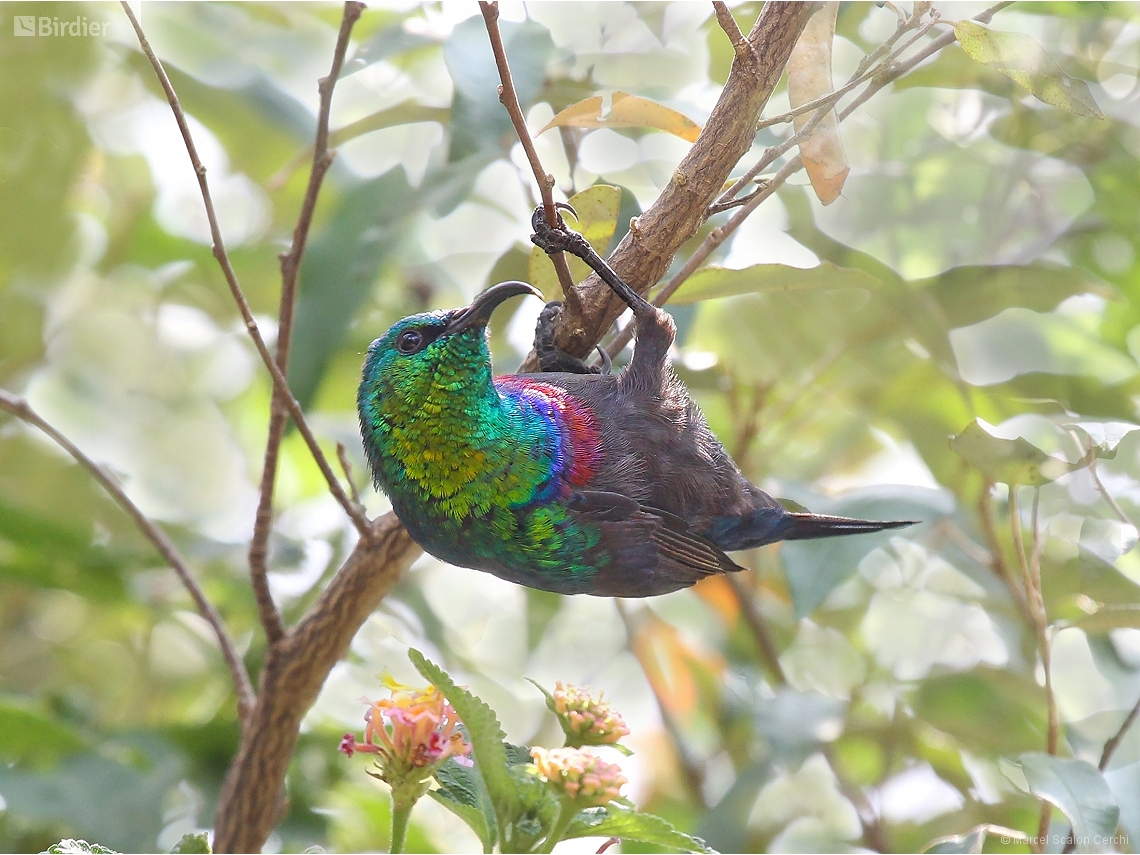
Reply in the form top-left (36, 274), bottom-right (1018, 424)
top-left (1101, 693), bottom-right (1140, 771)
top-left (121, 2), bottom-right (371, 542)
top-left (1089, 456), bottom-right (1135, 527)
top-left (725, 573), bottom-right (786, 685)
top-left (1009, 486), bottom-right (1059, 854)
top-left (0, 390), bottom-right (256, 719)
top-left (249, 1), bottom-right (365, 647)
top-left (336, 441), bottom-right (362, 506)
top-left (478, 1), bottom-right (577, 303)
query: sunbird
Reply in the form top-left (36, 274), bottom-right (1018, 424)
top-left (357, 207), bottom-right (913, 596)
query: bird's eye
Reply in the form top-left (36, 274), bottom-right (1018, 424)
top-left (395, 328), bottom-right (425, 354)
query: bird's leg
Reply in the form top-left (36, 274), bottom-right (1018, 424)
top-left (535, 301), bottom-right (607, 374)
top-left (530, 205), bottom-right (674, 383)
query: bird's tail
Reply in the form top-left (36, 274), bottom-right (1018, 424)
top-left (706, 507), bottom-right (916, 551)
top-left (780, 512), bottom-right (915, 542)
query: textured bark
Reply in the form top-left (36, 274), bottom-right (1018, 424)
top-left (210, 4), bottom-right (811, 850)
top-left (213, 516), bottom-right (419, 852)
top-left (520, 1), bottom-right (815, 368)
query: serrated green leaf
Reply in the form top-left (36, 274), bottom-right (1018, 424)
top-left (669, 262), bottom-right (881, 305)
top-left (428, 789), bottom-right (494, 854)
top-left (408, 650), bottom-right (520, 838)
top-left (169, 832), bottom-right (210, 854)
top-left (563, 806), bottom-right (714, 853)
top-left (953, 21), bottom-right (1104, 119)
top-left (434, 757), bottom-right (482, 810)
top-left (1018, 753), bottom-right (1120, 853)
top-left (950, 419), bottom-right (1075, 486)
top-left (529, 185), bottom-right (623, 299)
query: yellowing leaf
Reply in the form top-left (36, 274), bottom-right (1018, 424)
top-left (787, 2), bottom-right (848, 205)
top-left (954, 21), bottom-right (1104, 119)
top-left (528, 185), bottom-right (622, 300)
top-left (538, 91), bottom-right (701, 142)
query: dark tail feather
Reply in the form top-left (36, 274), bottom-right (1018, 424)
top-left (781, 513), bottom-right (916, 542)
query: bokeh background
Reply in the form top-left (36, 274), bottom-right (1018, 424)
top-left (2, 1), bottom-right (1140, 852)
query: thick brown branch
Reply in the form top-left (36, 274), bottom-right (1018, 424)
top-left (213, 514), bottom-right (420, 852)
top-left (250, 1), bottom-right (365, 648)
top-left (479, 1), bottom-right (577, 302)
top-left (121, 2), bottom-right (371, 541)
top-left (0, 390), bottom-right (255, 720)
top-left (519, 1), bottom-right (814, 370)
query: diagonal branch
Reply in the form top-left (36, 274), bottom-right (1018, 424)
top-left (249, 1), bottom-right (366, 648)
top-left (604, 0), bottom-right (1012, 358)
top-left (121, 1), bottom-right (371, 542)
top-left (479, 1), bottom-right (577, 303)
top-left (518, 1), bottom-right (814, 370)
top-left (0, 389), bottom-right (256, 720)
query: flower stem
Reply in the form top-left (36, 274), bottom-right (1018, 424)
top-left (390, 793), bottom-right (414, 854)
top-left (539, 799), bottom-right (580, 854)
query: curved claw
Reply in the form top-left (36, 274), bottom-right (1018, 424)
top-left (530, 202), bottom-right (578, 233)
top-left (595, 345), bottom-right (612, 375)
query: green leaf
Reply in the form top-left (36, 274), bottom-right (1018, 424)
top-left (950, 419), bottom-right (1075, 486)
top-left (169, 832), bottom-right (211, 854)
top-left (922, 824), bottom-right (1029, 854)
top-left (432, 752), bottom-right (499, 851)
top-left (914, 670), bottom-right (1048, 755)
top-left (563, 805), bottom-right (714, 853)
top-left (0, 699), bottom-right (87, 765)
top-left (953, 21), bottom-right (1104, 119)
top-left (920, 264), bottom-right (1114, 329)
top-left (428, 788), bottom-right (494, 854)
top-left (1018, 753), bottom-right (1120, 853)
top-left (342, 23), bottom-right (438, 77)
top-left (408, 650), bottom-right (520, 838)
top-left (668, 262), bottom-right (882, 305)
top-left (446, 17), bottom-right (553, 160)
top-left (529, 185), bottom-right (623, 299)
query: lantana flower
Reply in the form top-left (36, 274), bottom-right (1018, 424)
top-left (550, 682), bottom-right (631, 747)
top-left (530, 746), bottom-right (627, 807)
top-left (339, 675), bottom-right (472, 788)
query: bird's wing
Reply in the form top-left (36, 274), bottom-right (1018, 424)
top-left (567, 490), bottom-right (744, 597)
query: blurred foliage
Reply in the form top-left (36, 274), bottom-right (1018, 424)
top-left (1, 1), bottom-right (1140, 853)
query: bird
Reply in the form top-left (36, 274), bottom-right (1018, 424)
top-left (357, 207), bottom-right (914, 597)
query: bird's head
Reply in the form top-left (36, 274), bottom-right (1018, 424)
top-left (359, 280), bottom-right (541, 407)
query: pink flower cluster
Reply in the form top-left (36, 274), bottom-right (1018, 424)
top-left (530, 746), bottom-right (627, 806)
top-left (552, 682), bottom-right (631, 746)
top-left (340, 677), bottom-right (472, 780)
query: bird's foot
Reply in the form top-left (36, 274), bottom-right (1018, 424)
top-left (535, 301), bottom-right (611, 375)
top-left (529, 205), bottom-right (651, 316)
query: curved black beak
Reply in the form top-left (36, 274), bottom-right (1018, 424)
top-left (445, 280), bottom-right (543, 335)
